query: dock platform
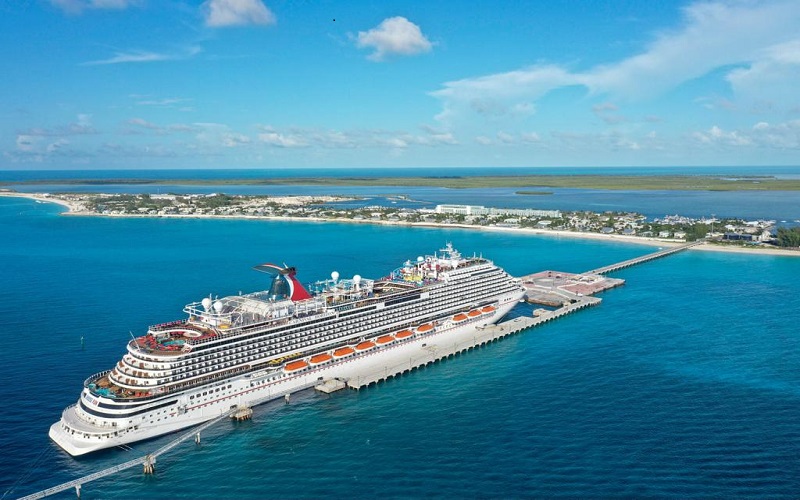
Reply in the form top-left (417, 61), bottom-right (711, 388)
top-left (19, 241), bottom-right (704, 499)
top-left (315, 379), bottom-right (347, 394)
top-left (519, 270), bottom-right (624, 307)
top-left (342, 294), bottom-right (600, 391)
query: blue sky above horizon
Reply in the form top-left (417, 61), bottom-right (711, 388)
top-left (2, 0), bottom-right (800, 170)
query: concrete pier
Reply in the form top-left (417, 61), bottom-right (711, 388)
top-left (315, 379), bottom-right (347, 394)
top-left (343, 295), bottom-right (600, 390)
top-left (21, 241), bottom-right (704, 499)
top-left (586, 240), bottom-right (703, 275)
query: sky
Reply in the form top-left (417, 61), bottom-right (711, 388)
top-left (1, 0), bottom-right (800, 170)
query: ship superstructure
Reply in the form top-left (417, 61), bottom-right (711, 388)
top-left (50, 244), bottom-right (525, 456)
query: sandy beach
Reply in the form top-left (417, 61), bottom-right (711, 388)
top-left (3, 191), bottom-right (798, 258)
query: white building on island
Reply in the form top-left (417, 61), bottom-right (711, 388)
top-left (435, 204), bottom-right (561, 218)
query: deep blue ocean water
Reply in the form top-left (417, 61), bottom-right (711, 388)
top-left (2, 190), bottom-right (800, 498)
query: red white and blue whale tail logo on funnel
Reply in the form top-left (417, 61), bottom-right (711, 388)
top-left (253, 263), bottom-right (312, 301)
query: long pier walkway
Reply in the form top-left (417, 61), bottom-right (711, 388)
top-left (19, 409), bottom-right (238, 500)
top-left (586, 240), bottom-right (704, 275)
top-left (18, 239), bottom-right (706, 499)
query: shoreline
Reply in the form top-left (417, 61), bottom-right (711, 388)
top-left (3, 191), bottom-right (799, 258)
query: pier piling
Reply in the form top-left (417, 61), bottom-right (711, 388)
top-left (23, 241), bottom-right (703, 499)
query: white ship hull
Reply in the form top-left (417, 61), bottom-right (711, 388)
top-left (50, 295), bottom-right (521, 456)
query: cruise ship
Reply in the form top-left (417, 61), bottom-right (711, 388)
top-left (50, 244), bottom-right (525, 456)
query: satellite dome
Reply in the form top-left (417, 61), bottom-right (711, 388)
top-left (353, 274), bottom-right (362, 284)
top-left (201, 297), bottom-right (212, 311)
top-left (417, 256), bottom-right (424, 262)
top-left (213, 300), bottom-right (224, 313)
top-left (331, 271), bottom-right (340, 282)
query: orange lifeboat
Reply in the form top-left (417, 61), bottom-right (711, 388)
top-left (467, 309), bottom-right (482, 318)
top-left (309, 353), bottom-right (333, 365)
top-left (333, 347), bottom-right (355, 358)
top-left (395, 329), bottom-right (413, 339)
top-left (356, 341), bottom-right (376, 351)
top-left (416, 323), bottom-right (434, 333)
top-left (452, 313), bottom-right (468, 323)
top-left (481, 305), bottom-right (496, 314)
top-left (376, 335), bottom-right (395, 345)
top-left (284, 360), bottom-right (309, 373)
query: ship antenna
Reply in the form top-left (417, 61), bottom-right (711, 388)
top-left (130, 331), bottom-right (143, 352)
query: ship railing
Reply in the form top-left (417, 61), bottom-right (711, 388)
top-left (108, 365), bottom-right (252, 403)
top-left (148, 319), bottom-right (188, 332)
top-left (83, 370), bottom-right (111, 388)
top-left (182, 307), bottom-right (336, 345)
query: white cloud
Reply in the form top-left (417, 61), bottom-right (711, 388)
top-left (255, 125), bottom-right (457, 150)
top-left (693, 124), bottom-right (753, 146)
top-left (72, 114), bottom-right (94, 134)
top-left (521, 132), bottom-right (541, 143)
top-left (432, 65), bottom-right (574, 124)
top-left (382, 137), bottom-right (408, 149)
top-left (203, 0), bottom-right (276, 27)
top-left (22, 114), bottom-right (96, 136)
top-left (222, 133), bottom-right (251, 147)
top-left (136, 97), bottom-right (192, 107)
top-left (258, 132), bottom-right (308, 148)
top-left (425, 132), bottom-right (458, 145)
top-left (356, 17), bottom-right (432, 61)
top-left (167, 124), bottom-right (198, 133)
top-left (432, 0), bottom-right (800, 123)
top-left (83, 47), bottom-right (201, 66)
top-left (497, 131), bottom-right (515, 144)
top-left (748, 119), bottom-right (800, 148)
top-left (726, 39), bottom-right (800, 106)
top-left (47, 139), bottom-right (70, 153)
top-left (16, 135), bottom-right (37, 152)
top-left (591, 102), bottom-right (626, 124)
top-left (50, 0), bottom-right (139, 15)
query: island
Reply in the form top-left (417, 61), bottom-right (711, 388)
top-left (3, 190), bottom-right (798, 257)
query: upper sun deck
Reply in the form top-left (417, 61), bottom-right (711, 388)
top-left (143, 244), bottom-right (489, 342)
top-left (378, 242), bottom-right (490, 287)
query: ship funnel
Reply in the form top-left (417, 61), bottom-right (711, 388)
top-left (253, 262), bottom-right (312, 302)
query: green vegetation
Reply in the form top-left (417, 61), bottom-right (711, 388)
top-left (776, 227), bottom-right (800, 248)
top-left (515, 190), bottom-right (554, 195)
top-left (5, 175), bottom-right (800, 191)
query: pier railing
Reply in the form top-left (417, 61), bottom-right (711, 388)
top-left (585, 240), bottom-right (703, 275)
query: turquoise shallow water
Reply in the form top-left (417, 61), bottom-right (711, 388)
top-left (2, 197), bottom-right (800, 498)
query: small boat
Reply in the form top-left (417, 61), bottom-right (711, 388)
top-left (333, 347), bottom-right (355, 358)
top-left (452, 313), bottom-right (468, 323)
top-left (467, 309), bottom-right (482, 318)
top-left (376, 335), bottom-right (395, 345)
top-left (481, 305), bottom-right (496, 314)
top-left (284, 360), bottom-right (309, 373)
top-left (309, 353), bottom-right (333, 365)
top-left (395, 329), bottom-right (413, 339)
top-left (356, 341), bottom-right (376, 351)
top-left (416, 323), bottom-right (434, 333)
